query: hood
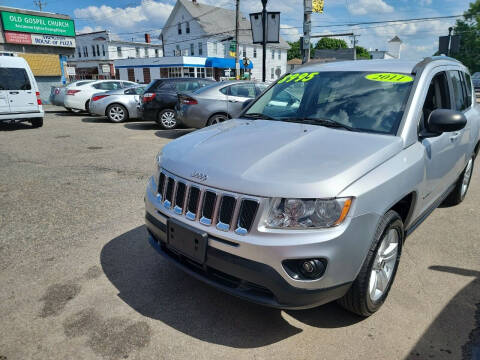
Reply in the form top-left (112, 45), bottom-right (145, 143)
top-left (161, 119), bottom-right (403, 198)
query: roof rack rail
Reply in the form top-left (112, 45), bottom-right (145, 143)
top-left (412, 56), bottom-right (461, 75)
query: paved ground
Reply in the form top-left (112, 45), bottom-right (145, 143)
top-left (1, 108), bottom-right (479, 360)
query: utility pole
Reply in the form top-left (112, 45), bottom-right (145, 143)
top-left (261, 0), bottom-right (268, 82)
top-left (352, 34), bottom-right (358, 60)
top-left (447, 27), bottom-right (453, 57)
top-left (302, 0), bottom-right (312, 64)
top-left (33, 0), bottom-right (47, 11)
top-left (235, 0), bottom-right (240, 80)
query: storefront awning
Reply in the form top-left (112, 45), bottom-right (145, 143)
top-left (205, 57), bottom-right (253, 69)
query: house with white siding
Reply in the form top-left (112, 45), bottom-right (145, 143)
top-left (159, 0), bottom-right (290, 81)
top-left (67, 30), bottom-right (163, 79)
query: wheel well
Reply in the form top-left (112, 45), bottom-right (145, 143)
top-left (390, 192), bottom-right (416, 226)
top-left (105, 103), bottom-right (129, 117)
top-left (209, 112), bottom-right (231, 120)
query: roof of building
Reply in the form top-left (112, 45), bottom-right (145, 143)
top-left (165, 0), bottom-right (289, 49)
top-left (0, 6), bottom-right (71, 19)
top-left (287, 58), bottom-right (303, 65)
top-left (389, 36), bottom-right (403, 43)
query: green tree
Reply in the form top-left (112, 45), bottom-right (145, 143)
top-left (452, 0), bottom-right (480, 72)
top-left (356, 45), bottom-right (371, 60)
top-left (287, 39), bottom-right (314, 60)
top-left (315, 38), bottom-right (348, 50)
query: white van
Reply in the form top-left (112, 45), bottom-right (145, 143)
top-left (0, 56), bottom-right (44, 128)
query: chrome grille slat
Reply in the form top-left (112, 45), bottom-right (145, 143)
top-left (157, 170), bottom-right (261, 235)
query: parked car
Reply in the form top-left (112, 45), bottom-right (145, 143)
top-left (64, 80), bottom-right (138, 112)
top-left (145, 57), bottom-right (479, 316)
top-left (49, 81), bottom-right (94, 111)
top-left (89, 85), bottom-right (146, 123)
top-left (141, 78), bottom-right (215, 130)
top-left (0, 56), bottom-right (43, 128)
top-left (472, 72), bottom-right (480, 91)
top-left (176, 81), bottom-right (268, 128)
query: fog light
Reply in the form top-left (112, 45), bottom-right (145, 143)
top-left (283, 259), bottom-right (327, 280)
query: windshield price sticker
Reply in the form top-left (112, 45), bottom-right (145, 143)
top-left (366, 73), bottom-right (414, 83)
top-left (278, 72), bottom-right (319, 83)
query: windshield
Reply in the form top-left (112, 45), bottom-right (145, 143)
top-left (245, 71), bottom-right (415, 134)
top-left (472, 72), bottom-right (480, 79)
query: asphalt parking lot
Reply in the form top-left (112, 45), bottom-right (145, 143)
top-left (1, 107), bottom-right (479, 360)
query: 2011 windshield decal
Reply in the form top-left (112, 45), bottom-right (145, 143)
top-left (278, 72), bottom-right (319, 83)
top-left (365, 73), bottom-right (414, 83)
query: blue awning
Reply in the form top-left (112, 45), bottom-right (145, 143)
top-left (205, 57), bottom-right (253, 69)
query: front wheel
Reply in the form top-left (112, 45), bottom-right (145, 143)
top-left (338, 210), bottom-right (404, 317)
top-left (207, 114), bottom-right (228, 126)
top-left (107, 104), bottom-right (129, 123)
top-left (156, 109), bottom-right (177, 130)
top-left (442, 156), bottom-right (474, 206)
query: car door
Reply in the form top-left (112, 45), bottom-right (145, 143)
top-left (1, 67), bottom-right (37, 113)
top-left (226, 83), bottom-right (257, 117)
top-left (0, 68), bottom-right (11, 114)
top-left (419, 70), bottom-right (464, 211)
top-left (124, 86), bottom-right (145, 117)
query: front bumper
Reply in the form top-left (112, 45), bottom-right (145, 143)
top-left (145, 212), bottom-right (352, 309)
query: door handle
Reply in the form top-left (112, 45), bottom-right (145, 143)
top-left (228, 99), bottom-right (239, 103)
top-left (9, 91), bottom-right (19, 95)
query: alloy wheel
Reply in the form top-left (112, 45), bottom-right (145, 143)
top-left (161, 111), bottom-right (176, 129)
top-left (109, 106), bottom-right (125, 122)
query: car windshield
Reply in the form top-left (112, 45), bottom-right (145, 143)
top-left (244, 71), bottom-right (415, 134)
top-left (472, 73), bottom-right (480, 79)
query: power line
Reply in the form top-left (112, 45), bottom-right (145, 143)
top-left (33, 0), bottom-right (47, 11)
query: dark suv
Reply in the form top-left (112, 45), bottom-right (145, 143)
top-left (142, 78), bottom-right (215, 129)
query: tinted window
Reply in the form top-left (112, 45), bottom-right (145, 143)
top-left (246, 71), bottom-right (414, 134)
top-left (93, 82), bottom-right (123, 90)
top-left (420, 72), bottom-right (451, 132)
top-left (449, 71), bottom-right (467, 111)
top-left (0, 68), bottom-right (31, 90)
top-left (229, 84), bottom-right (256, 98)
top-left (175, 81), bottom-right (207, 92)
top-left (125, 87), bottom-right (145, 95)
top-left (219, 86), bottom-right (230, 95)
top-left (464, 73), bottom-right (473, 108)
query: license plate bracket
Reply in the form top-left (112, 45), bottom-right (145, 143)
top-left (167, 218), bottom-right (208, 264)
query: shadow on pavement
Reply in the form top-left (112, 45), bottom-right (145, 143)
top-left (0, 122), bottom-right (34, 131)
top-left (54, 111), bottom-right (86, 117)
top-left (124, 123), bottom-right (160, 131)
top-left (100, 226), bottom-right (361, 348)
top-left (155, 129), bottom-right (193, 139)
top-left (81, 117), bottom-right (112, 124)
top-left (406, 266), bottom-right (480, 359)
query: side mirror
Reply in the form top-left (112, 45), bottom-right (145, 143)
top-left (242, 98), bottom-right (255, 110)
top-left (426, 109), bottom-right (467, 135)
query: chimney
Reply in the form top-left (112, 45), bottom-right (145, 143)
top-left (145, 33), bottom-right (151, 43)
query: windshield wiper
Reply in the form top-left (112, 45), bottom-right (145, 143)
top-left (281, 117), bottom-right (357, 132)
top-left (242, 113), bottom-right (277, 120)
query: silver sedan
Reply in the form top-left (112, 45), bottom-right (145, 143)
top-left (89, 85), bottom-right (146, 123)
top-left (176, 81), bottom-right (267, 128)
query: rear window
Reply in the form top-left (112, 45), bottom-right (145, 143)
top-left (0, 68), bottom-right (31, 90)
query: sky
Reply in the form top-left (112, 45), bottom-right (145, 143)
top-left (0, 0), bottom-right (473, 59)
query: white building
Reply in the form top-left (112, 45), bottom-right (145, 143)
top-left (369, 36), bottom-right (403, 60)
top-left (68, 30), bottom-right (163, 79)
top-left (160, 0), bottom-right (290, 81)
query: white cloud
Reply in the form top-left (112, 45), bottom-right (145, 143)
top-left (280, 25), bottom-right (301, 42)
top-left (74, 0), bottom-right (174, 32)
top-left (347, 0), bottom-right (394, 15)
top-left (76, 25), bottom-right (103, 34)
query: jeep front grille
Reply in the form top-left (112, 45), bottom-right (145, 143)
top-left (156, 170), bottom-right (260, 235)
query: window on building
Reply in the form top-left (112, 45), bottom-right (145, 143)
top-left (97, 44), bottom-right (100, 57)
top-left (276, 67), bottom-right (281, 78)
top-left (84, 46), bottom-right (88, 57)
top-left (253, 47), bottom-right (257, 58)
top-left (143, 68), bottom-right (151, 83)
top-left (190, 43), bottom-right (195, 56)
top-left (155, 49), bottom-right (159, 57)
top-left (185, 67), bottom-right (195, 78)
top-left (186, 22), bottom-right (190, 34)
top-left (213, 42), bottom-right (218, 55)
top-left (168, 67), bottom-right (183, 78)
top-left (243, 45), bottom-right (247, 58)
top-left (206, 68), bottom-right (213, 78)
top-left (78, 48), bottom-right (81, 58)
top-left (92, 45), bottom-right (96, 57)
top-left (102, 45), bottom-right (106, 57)
top-left (278, 50), bottom-right (281, 60)
top-left (145, 48), bottom-right (149, 58)
top-left (197, 68), bottom-right (206, 78)
top-left (271, 49), bottom-right (275, 59)
top-left (117, 47), bottom-right (122, 57)
top-left (136, 47), bottom-right (140, 57)
top-left (198, 42), bottom-right (203, 56)
top-left (178, 23), bottom-right (182, 35)
top-left (127, 68), bottom-right (135, 82)
top-left (271, 67), bottom-right (274, 79)
top-left (175, 45), bottom-right (180, 56)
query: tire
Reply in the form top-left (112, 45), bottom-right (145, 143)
top-left (66, 108), bottom-right (81, 114)
top-left (442, 156), bottom-right (475, 206)
top-left (338, 210), bottom-right (404, 317)
top-left (106, 104), bottom-right (129, 123)
top-left (207, 113), bottom-right (229, 126)
top-left (31, 118), bottom-right (43, 128)
top-left (156, 109), bottom-right (177, 130)
top-left (85, 100), bottom-right (92, 115)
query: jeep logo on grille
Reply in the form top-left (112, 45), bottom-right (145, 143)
top-left (191, 171), bottom-right (208, 182)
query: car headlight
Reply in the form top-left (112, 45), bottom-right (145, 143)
top-left (266, 198), bottom-right (353, 229)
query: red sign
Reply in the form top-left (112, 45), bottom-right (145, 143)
top-left (5, 31), bottom-right (32, 45)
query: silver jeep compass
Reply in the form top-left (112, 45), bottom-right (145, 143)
top-left (145, 57), bottom-right (480, 316)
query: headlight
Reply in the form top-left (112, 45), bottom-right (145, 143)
top-left (266, 198), bottom-right (353, 229)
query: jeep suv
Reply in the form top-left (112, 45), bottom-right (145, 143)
top-left (145, 57), bottom-right (479, 316)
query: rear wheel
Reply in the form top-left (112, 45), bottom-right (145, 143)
top-left (207, 113), bottom-right (229, 126)
top-left (30, 118), bottom-right (43, 128)
top-left (442, 156), bottom-right (474, 206)
top-left (156, 109), bottom-right (177, 130)
top-left (107, 104), bottom-right (129, 123)
top-left (338, 210), bottom-right (404, 317)
top-left (85, 100), bottom-right (92, 115)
